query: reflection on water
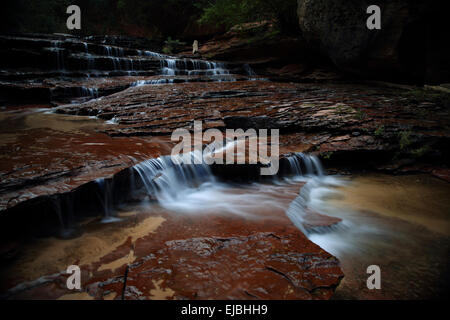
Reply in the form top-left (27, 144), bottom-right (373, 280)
top-left (304, 174), bottom-right (450, 299)
top-left (0, 108), bottom-right (106, 134)
top-left (1, 120), bottom-right (449, 300)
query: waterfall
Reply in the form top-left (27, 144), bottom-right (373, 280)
top-left (243, 64), bottom-right (256, 76)
top-left (161, 59), bottom-right (177, 75)
top-left (131, 79), bottom-right (174, 87)
top-left (285, 153), bottom-right (324, 177)
top-left (133, 151), bottom-right (214, 204)
top-left (96, 178), bottom-right (120, 223)
top-left (140, 50), bottom-right (164, 58)
top-left (51, 40), bottom-right (65, 71)
top-left (161, 58), bottom-right (231, 77)
top-left (80, 87), bottom-right (99, 98)
top-left (283, 153), bottom-right (344, 236)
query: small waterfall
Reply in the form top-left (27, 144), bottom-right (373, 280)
top-left (285, 153), bottom-right (324, 177)
top-left (283, 153), bottom-right (343, 236)
top-left (90, 150), bottom-right (327, 222)
top-left (286, 152), bottom-right (329, 236)
top-left (104, 45), bottom-right (124, 57)
top-left (131, 79), bottom-right (174, 87)
top-left (243, 64), bottom-right (256, 76)
top-left (133, 151), bottom-right (214, 204)
top-left (140, 50), bottom-right (164, 58)
top-left (103, 45), bottom-right (125, 71)
top-left (161, 58), bottom-right (177, 75)
top-left (80, 87), bottom-right (99, 98)
top-left (86, 54), bottom-right (95, 70)
top-left (161, 58), bottom-right (231, 77)
top-left (96, 178), bottom-right (120, 223)
top-left (51, 41), bottom-right (65, 70)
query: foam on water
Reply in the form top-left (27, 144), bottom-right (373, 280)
top-left (129, 149), bottom-right (323, 219)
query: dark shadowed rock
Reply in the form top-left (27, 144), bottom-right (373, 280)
top-left (297, 0), bottom-right (449, 84)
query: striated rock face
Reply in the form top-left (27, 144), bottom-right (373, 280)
top-left (1, 31), bottom-right (448, 300)
top-left (0, 34), bottom-right (251, 104)
top-left (2, 80), bottom-right (449, 221)
top-left (297, 0), bottom-right (449, 83)
top-left (57, 80), bottom-right (450, 170)
top-left (181, 21), bottom-right (343, 83)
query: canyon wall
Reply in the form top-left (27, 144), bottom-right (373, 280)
top-left (297, 0), bottom-right (448, 84)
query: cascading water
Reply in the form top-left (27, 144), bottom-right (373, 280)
top-left (131, 79), bottom-right (174, 87)
top-left (138, 50), bottom-right (164, 58)
top-left (95, 178), bottom-right (121, 223)
top-left (282, 152), bottom-right (346, 236)
top-left (133, 150), bottom-right (214, 204)
top-left (51, 40), bottom-right (65, 71)
top-left (125, 148), bottom-right (330, 219)
top-left (80, 87), bottom-right (99, 98)
top-left (22, 35), bottom-right (266, 104)
top-left (161, 58), bottom-right (177, 76)
top-left (243, 64), bottom-right (256, 76)
top-left (161, 58), bottom-right (232, 77)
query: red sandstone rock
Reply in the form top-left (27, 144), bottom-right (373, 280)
top-left (2, 210), bottom-right (344, 300)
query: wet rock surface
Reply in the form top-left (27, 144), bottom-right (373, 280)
top-left (0, 108), bottom-right (176, 212)
top-left (1, 199), bottom-right (343, 300)
top-left (1, 79), bottom-right (449, 218)
top-left (184, 21), bottom-right (342, 82)
top-left (0, 34), bottom-right (252, 104)
top-left (1, 32), bottom-right (449, 301)
top-left (56, 80), bottom-right (450, 173)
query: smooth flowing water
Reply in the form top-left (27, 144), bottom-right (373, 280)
top-left (302, 173), bottom-right (450, 299)
top-left (104, 149), bottom-right (450, 299)
top-left (1, 110), bottom-right (448, 299)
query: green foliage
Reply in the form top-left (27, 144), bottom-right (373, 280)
top-left (1, 0), bottom-right (72, 34)
top-left (410, 145), bottom-right (432, 158)
top-left (374, 125), bottom-right (385, 137)
top-left (1, 0), bottom-right (300, 37)
top-left (116, 0), bottom-right (126, 10)
top-left (354, 109), bottom-right (366, 120)
top-left (162, 37), bottom-right (186, 54)
top-left (394, 129), bottom-right (433, 159)
top-left (322, 151), bottom-right (334, 160)
top-left (398, 130), bottom-right (413, 150)
top-left (402, 88), bottom-right (450, 108)
top-left (196, 0), bottom-right (299, 33)
top-left (245, 27), bottom-right (281, 45)
top-left (334, 104), bottom-right (355, 115)
top-left (1, 0), bottom-right (202, 38)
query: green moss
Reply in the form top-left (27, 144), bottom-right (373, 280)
top-left (162, 37), bottom-right (186, 54)
top-left (410, 145), bottom-right (432, 158)
top-left (401, 89), bottom-right (450, 108)
top-left (354, 109), bottom-right (366, 120)
top-left (398, 130), bottom-right (413, 150)
top-left (245, 27), bottom-right (281, 45)
top-left (374, 125), bottom-right (385, 137)
top-left (334, 104), bottom-right (355, 115)
top-left (322, 151), bottom-right (334, 160)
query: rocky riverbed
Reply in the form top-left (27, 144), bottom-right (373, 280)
top-left (0, 33), bottom-right (449, 300)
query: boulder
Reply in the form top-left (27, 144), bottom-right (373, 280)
top-left (297, 0), bottom-right (449, 84)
